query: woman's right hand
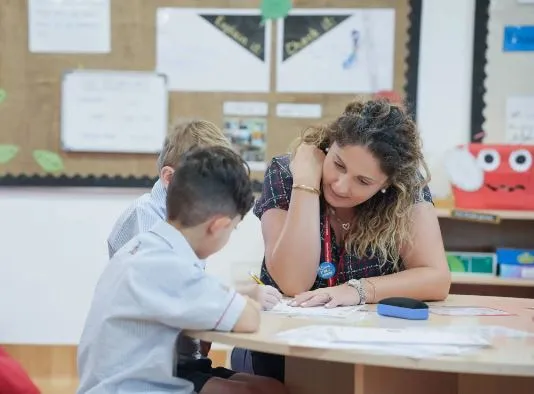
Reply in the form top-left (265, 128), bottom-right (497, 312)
top-left (290, 144), bottom-right (325, 189)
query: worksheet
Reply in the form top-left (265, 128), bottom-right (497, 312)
top-left (267, 299), bottom-right (365, 318)
top-left (275, 325), bottom-right (490, 358)
top-left (430, 306), bottom-right (514, 316)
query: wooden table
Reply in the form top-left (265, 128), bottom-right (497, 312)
top-left (186, 295), bottom-right (534, 394)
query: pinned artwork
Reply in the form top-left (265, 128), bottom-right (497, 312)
top-left (445, 144), bottom-right (534, 210)
top-left (32, 150), bottom-right (64, 173)
top-left (0, 88), bottom-right (7, 104)
top-left (0, 145), bottom-right (19, 164)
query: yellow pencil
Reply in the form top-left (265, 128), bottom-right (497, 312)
top-left (248, 271), bottom-right (264, 285)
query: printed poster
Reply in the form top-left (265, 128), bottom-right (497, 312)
top-left (223, 117), bottom-right (267, 172)
top-left (156, 8), bottom-right (271, 92)
top-left (506, 95), bottom-right (534, 144)
top-left (276, 8), bottom-right (396, 93)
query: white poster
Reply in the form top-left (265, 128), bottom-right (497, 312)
top-left (28, 0), bottom-right (110, 53)
top-left (61, 70), bottom-right (168, 154)
top-left (276, 8), bottom-right (395, 93)
top-left (506, 96), bottom-right (534, 144)
top-left (156, 8), bottom-right (271, 92)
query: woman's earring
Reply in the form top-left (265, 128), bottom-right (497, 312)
top-left (381, 188), bottom-right (386, 194)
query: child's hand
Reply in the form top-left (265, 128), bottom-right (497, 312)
top-left (253, 285), bottom-right (283, 311)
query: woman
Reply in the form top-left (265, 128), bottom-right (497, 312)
top-left (232, 98), bottom-right (451, 381)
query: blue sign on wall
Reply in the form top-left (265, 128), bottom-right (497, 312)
top-left (503, 25), bottom-right (534, 52)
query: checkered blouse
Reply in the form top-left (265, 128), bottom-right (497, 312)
top-left (253, 154), bottom-right (433, 290)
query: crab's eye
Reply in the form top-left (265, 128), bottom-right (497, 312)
top-left (509, 149), bottom-right (532, 173)
top-left (477, 149), bottom-right (500, 172)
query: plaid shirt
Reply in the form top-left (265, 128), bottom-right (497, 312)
top-left (253, 154), bottom-right (433, 290)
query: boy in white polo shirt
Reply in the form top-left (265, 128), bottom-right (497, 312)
top-left (106, 119), bottom-right (281, 364)
top-left (77, 146), bottom-right (287, 394)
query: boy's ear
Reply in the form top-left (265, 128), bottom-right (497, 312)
top-left (206, 216), bottom-right (233, 235)
top-left (160, 166), bottom-right (175, 187)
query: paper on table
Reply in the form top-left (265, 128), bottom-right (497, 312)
top-left (277, 325), bottom-right (490, 347)
top-left (430, 306), bottom-right (513, 316)
top-left (267, 299), bottom-right (365, 318)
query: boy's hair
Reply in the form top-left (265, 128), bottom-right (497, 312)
top-left (157, 119), bottom-right (232, 171)
top-left (166, 146), bottom-right (254, 227)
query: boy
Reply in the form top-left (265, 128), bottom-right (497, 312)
top-left (77, 147), bottom-right (287, 394)
top-left (107, 119), bottom-right (231, 259)
top-left (105, 119), bottom-right (281, 362)
top-left (107, 118), bottom-right (281, 309)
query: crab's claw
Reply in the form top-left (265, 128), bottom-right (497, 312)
top-left (444, 146), bottom-right (484, 192)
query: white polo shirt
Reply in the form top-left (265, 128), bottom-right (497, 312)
top-left (77, 221), bottom-right (247, 394)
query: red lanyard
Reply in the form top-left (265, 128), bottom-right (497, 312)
top-left (323, 214), bottom-right (345, 287)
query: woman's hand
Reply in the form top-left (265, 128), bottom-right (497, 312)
top-left (289, 284), bottom-right (360, 308)
top-left (290, 144), bottom-right (325, 189)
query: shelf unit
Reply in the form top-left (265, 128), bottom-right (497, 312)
top-left (435, 206), bottom-right (534, 299)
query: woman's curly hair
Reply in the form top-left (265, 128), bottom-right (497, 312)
top-left (291, 98), bottom-right (430, 271)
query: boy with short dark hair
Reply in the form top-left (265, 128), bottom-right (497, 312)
top-left (77, 146), bottom-right (287, 394)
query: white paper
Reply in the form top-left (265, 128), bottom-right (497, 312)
top-left (277, 325), bottom-right (490, 347)
top-left (430, 306), bottom-right (513, 316)
top-left (28, 0), bottom-right (110, 53)
top-left (61, 70), bottom-right (168, 153)
top-left (267, 299), bottom-right (365, 318)
top-left (276, 9), bottom-right (395, 93)
top-left (156, 8), bottom-right (271, 92)
top-left (223, 102), bottom-right (269, 116)
top-left (506, 96), bottom-right (534, 144)
top-left (276, 103), bottom-right (323, 118)
top-left (442, 325), bottom-right (534, 339)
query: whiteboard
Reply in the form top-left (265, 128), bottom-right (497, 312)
top-left (61, 70), bottom-right (168, 153)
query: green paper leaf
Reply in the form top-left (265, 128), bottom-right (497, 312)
top-left (0, 144), bottom-right (19, 164)
top-left (260, 0), bottom-right (292, 23)
top-left (0, 88), bottom-right (7, 104)
top-left (32, 150), bottom-right (64, 173)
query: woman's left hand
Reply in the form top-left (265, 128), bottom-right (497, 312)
top-left (289, 284), bottom-right (360, 308)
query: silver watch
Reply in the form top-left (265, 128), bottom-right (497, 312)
top-left (347, 279), bottom-right (366, 305)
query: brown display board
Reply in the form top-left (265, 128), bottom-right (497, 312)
top-left (0, 0), bottom-right (414, 184)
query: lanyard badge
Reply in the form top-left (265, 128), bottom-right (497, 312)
top-left (317, 214), bottom-right (345, 286)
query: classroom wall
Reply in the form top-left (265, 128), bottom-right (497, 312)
top-left (0, 0), bottom-right (476, 345)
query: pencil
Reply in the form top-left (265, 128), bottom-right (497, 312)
top-left (248, 271), bottom-right (264, 285)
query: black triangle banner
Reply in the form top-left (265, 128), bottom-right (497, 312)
top-left (282, 15), bottom-right (351, 62)
top-left (199, 14), bottom-right (266, 62)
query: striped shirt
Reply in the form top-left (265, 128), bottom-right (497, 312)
top-left (107, 180), bottom-right (167, 259)
top-left (77, 221), bottom-right (246, 394)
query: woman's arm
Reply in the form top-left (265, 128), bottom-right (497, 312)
top-left (291, 201), bottom-right (451, 306)
top-left (365, 201), bottom-right (451, 302)
top-left (261, 188), bottom-right (321, 296)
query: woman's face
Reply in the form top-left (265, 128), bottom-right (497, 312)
top-left (322, 143), bottom-right (388, 208)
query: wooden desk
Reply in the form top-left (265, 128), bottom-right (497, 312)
top-left (186, 295), bottom-right (534, 394)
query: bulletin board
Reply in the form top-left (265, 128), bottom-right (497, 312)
top-left (480, 0), bottom-right (534, 144)
top-left (0, 0), bottom-right (422, 187)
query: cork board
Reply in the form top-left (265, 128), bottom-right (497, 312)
top-left (0, 0), bottom-right (417, 186)
top-left (482, 0), bottom-right (534, 143)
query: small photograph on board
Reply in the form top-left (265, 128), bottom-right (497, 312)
top-left (223, 117), bottom-right (267, 171)
top-left (430, 306), bottom-right (514, 316)
top-left (276, 8), bottom-right (395, 93)
top-left (156, 8), bottom-right (272, 92)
